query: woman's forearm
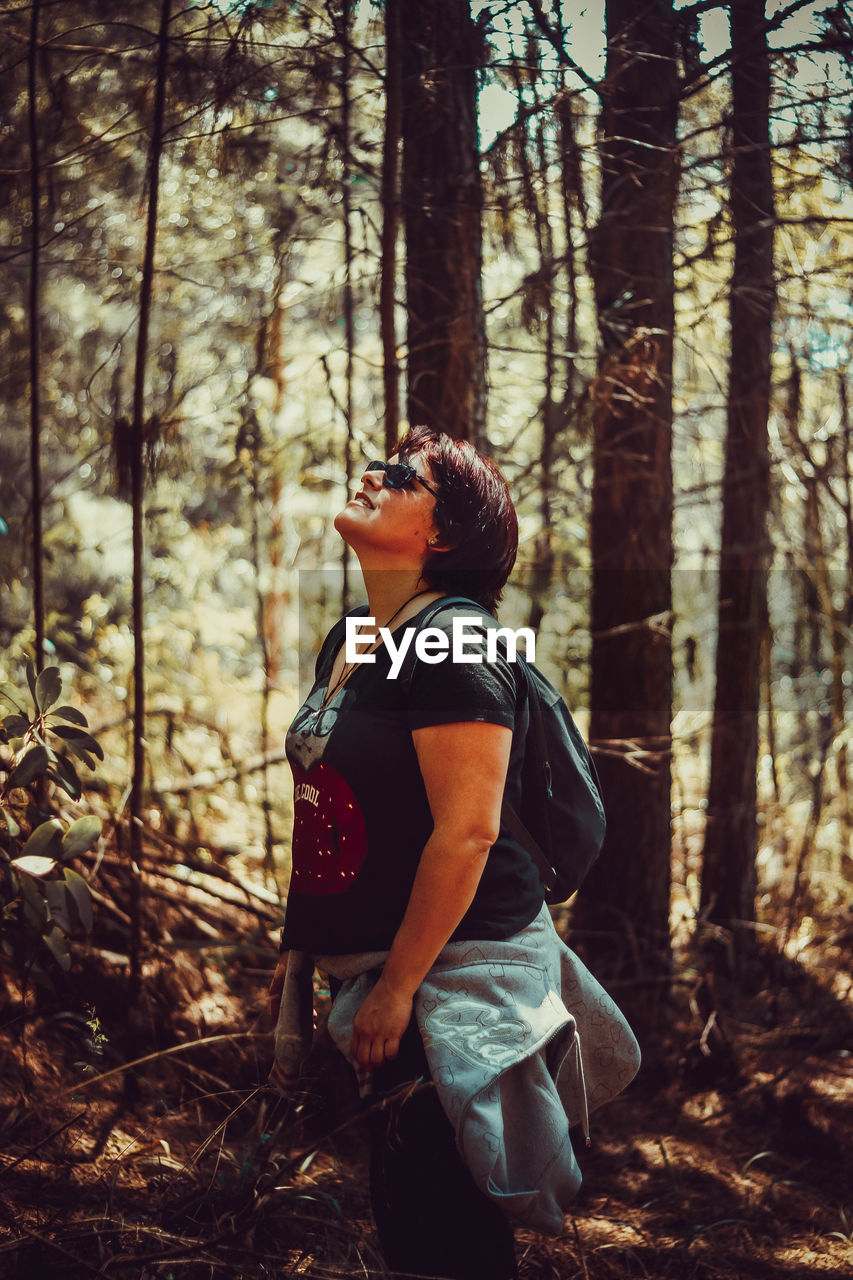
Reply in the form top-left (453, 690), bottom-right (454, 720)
top-left (348, 827), bottom-right (492, 1068)
top-left (381, 828), bottom-right (492, 999)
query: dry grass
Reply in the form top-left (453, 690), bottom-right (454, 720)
top-left (1, 883), bottom-right (851, 1280)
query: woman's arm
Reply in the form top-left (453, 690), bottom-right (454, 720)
top-left (349, 719), bottom-right (512, 1071)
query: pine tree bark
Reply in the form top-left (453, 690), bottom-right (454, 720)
top-left (400, 0), bottom-right (486, 443)
top-left (339, 0), bottom-right (355, 610)
top-left (572, 0), bottom-right (679, 988)
top-left (246, 251), bottom-right (288, 902)
top-left (505, 55), bottom-right (557, 632)
top-left (128, 0), bottom-right (172, 1006)
top-left (838, 374), bottom-right (852, 838)
top-left (699, 0), bottom-right (776, 967)
top-left (381, 0), bottom-right (402, 456)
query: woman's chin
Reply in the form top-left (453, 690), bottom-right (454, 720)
top-left (333, 504), bottom-right (363, 541)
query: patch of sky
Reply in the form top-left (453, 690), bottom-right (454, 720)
top-left (475, 1), bottom-right (605, 149)
top-left (694, 4), bottom-right (730, 60)
top-left (766, 0), bottom-right (823, 47)
top-left (802, 329), bottom-right (851, 372)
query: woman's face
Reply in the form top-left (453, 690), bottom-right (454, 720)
top-left (334, 451), bottom-right (441, 567)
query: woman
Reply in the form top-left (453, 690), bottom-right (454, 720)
top-left (270, 425), bottom-right (537, 1279)
top-left (268, 427), bottom-right (640, 1278)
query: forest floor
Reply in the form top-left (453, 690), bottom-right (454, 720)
top-left (1, 861), bottom-right (852, 1280)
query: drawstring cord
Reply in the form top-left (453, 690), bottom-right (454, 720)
top-left (572, 1032), bottom-right (591, 1148)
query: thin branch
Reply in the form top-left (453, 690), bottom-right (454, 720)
top-left (27, 0), bottom-right (45, 674)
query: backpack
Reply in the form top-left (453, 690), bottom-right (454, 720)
top-left (416, 596), bottom-right (606, 904)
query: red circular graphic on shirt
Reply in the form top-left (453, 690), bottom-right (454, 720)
top-left (289, 760), bottom-right (367, 896)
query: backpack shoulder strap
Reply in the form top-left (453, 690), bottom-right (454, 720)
top-left (415, 594), bottom-right (486, 627)
top-left (500, 798), bottom-right (555, 893)
top-left (499, 659), bottom-right (557, 894)
top-left (396, 595), bottom-right (489, 684)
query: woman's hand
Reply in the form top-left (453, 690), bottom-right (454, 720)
top-left (350, 973), bottom-right (413, 1070)
top-left (268, 950), bottom-right (288, 1023)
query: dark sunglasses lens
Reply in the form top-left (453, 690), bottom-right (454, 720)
top-left (366, 460), bottom-right (414, 489)
top-left (383, 463), bottom-right (414, 489)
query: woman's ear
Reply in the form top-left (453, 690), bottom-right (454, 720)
top-left (427, 531), bottom-right (456, 552)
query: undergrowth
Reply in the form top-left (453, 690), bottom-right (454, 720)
top-left (0, 853), bottom-right (851, 1279)
top-left (1, 901), bottom-right (850, 1280)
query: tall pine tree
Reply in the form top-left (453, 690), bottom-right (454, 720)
top-left (699, 0), bottom-right (776, 970)
top-left (400, 0), bottom-right (486, 442)
top-left (573, 0), bottom-right (679, 994)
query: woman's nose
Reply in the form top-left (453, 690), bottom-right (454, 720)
top-left (362, 467), bottom-right (384, 490)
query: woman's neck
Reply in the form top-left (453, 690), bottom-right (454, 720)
top-left (360, 567), bottom-right (440, 630)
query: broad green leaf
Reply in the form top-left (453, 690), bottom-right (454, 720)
top-left (63, 869), bottom-right (94, 932)
top-left (49, 757), bottom-right (82, 801)
top-left (58, 740), bottom-right (96, 770)
top-left (7, 744), bottom-right (50, 790)
top-left (51, 705), bottom-right (88, 728)
top-left (50, 726), bottom-right (104, 761)
top-left (18, 874), bottom-right (49, 928)
top-left (20, 819), bottom-right (63, 861)
top-left (61, 816), bottom-right (102, 861)
top-left (2, 714), bottom-right (28, 736)
top-left (45, 880), bottom-right (77, 934)
top-left (26, 660), bottom-right (38, 708)
top-left (2, 807), bottom-right (21, 839)
top-left (35, 668), bottom-right (62, 715)
top-left (43, 926), bottom-right (71, 972)
top-left (28, 960), bottom-right (55, 993)
top-left (31, 729), bottom-right (58, 765)
top-left (0, 685), bottom-right (27, 713)
top-left (12, 854), bottom-right (59, 877)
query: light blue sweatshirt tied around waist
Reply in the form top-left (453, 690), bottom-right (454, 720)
top-left (273, 902), bottom-right (641, 1235)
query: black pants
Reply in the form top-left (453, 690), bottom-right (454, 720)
top-left (366, 1017), bottom-right (518, 1280)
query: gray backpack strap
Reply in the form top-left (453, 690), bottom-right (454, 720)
top-left (500, 796), bottom-right (555, 894)
top-left (396, 594), bottom-right (483, 686)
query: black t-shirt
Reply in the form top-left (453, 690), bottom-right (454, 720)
top-left (280, 600), bottom-right (544, 954)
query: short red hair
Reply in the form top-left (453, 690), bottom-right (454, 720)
top-left (398, 426), bottom-right (518, 614)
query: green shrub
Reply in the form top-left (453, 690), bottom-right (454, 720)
top-left (0, 662), bottom-right (103, 986)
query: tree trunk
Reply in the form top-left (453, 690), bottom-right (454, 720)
top-left (340, 0), bottom-right (355, 610)
top-left (400, 0), bottom-right (486, 443)
top-left (506, 53), bottom-right (557, 632)
top-left (837, 373), bottom-right (851, 840)
top-left (381, 0), bottom-right (402, 456)
top-left (556, 89), bottom-right (584, 422)
top-left (572, 0), bottom-right (679, 992)
top-left (128, 0), bottom-right (172, 1007)
top-left (246, 250), bottom-right (288, 902)
top-left (699, 0), bottom-right (776, 970)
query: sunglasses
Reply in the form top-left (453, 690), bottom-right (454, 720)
top-left (365, 459), bottom-right (439, 498)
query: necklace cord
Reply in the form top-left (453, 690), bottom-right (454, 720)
top-left (319, 589), bottom-right (436, 709)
